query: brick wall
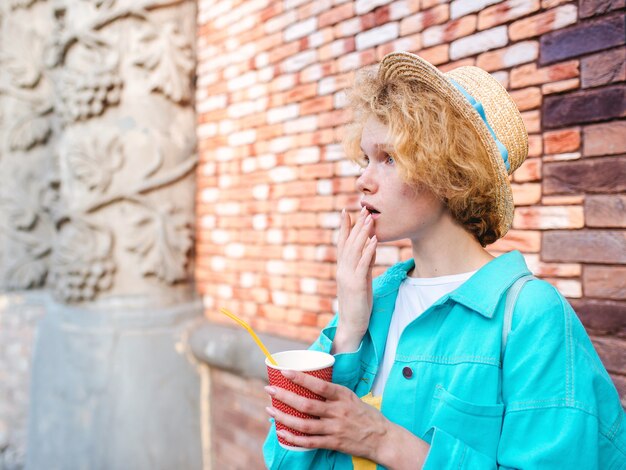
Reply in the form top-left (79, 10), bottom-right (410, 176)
top-left (196, 0), bottom-right (625, 465)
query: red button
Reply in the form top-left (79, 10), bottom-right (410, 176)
top-left (402, 367), bottom-right (413, 379)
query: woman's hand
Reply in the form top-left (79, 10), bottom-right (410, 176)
top-left (334, 206), bottom-right (377, 353)
top-left (265, 371), bottom-right (429, 469)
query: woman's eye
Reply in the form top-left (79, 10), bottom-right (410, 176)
top-left (385, 154), bottom-right (394, 165)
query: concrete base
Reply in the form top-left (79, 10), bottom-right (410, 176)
top-left (25, 297), bottom-right (205, 470)
top-left (0, 291), bottom-right (48, 470)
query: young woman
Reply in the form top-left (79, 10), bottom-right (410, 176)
top-left (263, 52), bottom-right (626, 469)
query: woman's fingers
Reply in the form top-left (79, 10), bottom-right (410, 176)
top-left (265, 385), bottom-right (329, 418)
top-left (273, 428), bottom-right (328, 451)
top-left (266, 406), bottom-right (325, 435)
top-left (356, 235), bottom-right (377, 276)
top-left (337, 208), bottom-right (350, 256)
top-left (352, 213), bottom-right (373, 253)
top-left (343, 209), bottom-right (372, 261)
top-left (345, 206), bottom-right (367, 247)
top-left (281, 370), bottom-right (341, 400)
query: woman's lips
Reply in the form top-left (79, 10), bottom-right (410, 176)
top-left (361, 203), bottom-right (381, 218)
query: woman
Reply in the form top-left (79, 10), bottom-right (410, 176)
top-left (263, 52), bottom-right (626, 469)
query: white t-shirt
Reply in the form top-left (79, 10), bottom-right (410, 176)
top-left (371, 270), bottom-right (477, 397)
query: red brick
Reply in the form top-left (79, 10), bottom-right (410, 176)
top-left (300, 95), bottom-right (334, 115)
top-left (361, 11), bottom-right (377, 31)
top-left (478, 0), bottom-right (540, 31)
top-left (318, 109), bottom-right (351, 128)
top-left (528, 134), bottom-right (543, 157)
top-left (521, 110), bottom-right (540, 133)
top-left (542, 78), bottom-right (580, 95)
top-left (421, 0), bottom-right (448, 7)
top-left (509, 87), bottom-right (542, 111)
top-left (513, 205), bottom-right (583, 229)
top-left (272, 180), bottom-right (318, 197)
top-left (439, 57), bottom-right (475, 73)
top-left (491, 229), bottom-right (541, 252)
top-left (542, 194), bottom-right (585, 206)
top-left (476, 41), bottom-right (539, 72)
top-left (513, 158), bottom-right (542, 182)
top-left (297, 0), bottom-right (332, 20)
top-left (319, 2), bottom-right (354, 28)
top-left (510, 60), bottom-right (579, 89)
top-left (319, 37), bottom-right (356, 61)
top-left (376, 33), bottom-right (422, 60)
top-left (423, 14), bottom-right (477, 48)
top-left (268, 41), bottom-right (302, 64)
top-left (260, 3), bottom-right (283, 22)
top-left (299, 194), bottom-right (335, 210)
top-left (256, 32), bottom-right (283, 52)
top-left (543, 128), bottom-right (581, 155)
top-left (509, 4), bottom-right (577, 41)
top-left (512, 182), bottom-right (542, 205)
top-left (300, 61), bottom-right (337, 83)
top-left (399, 4), bottom-right (449, 36)
top-left (541, 0), bottom-right (570, 7)
top-left (374, 5), bottom-right (391, 25)
top-left (418, 44), bottom-right (449, 65)
top-left (298, 163), bottom-right (335, 180)
top-left (281, 83), bottom-right (318, 105)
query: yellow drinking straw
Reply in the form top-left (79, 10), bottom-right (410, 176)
top-left (219, 307), bottom-right (278, 366)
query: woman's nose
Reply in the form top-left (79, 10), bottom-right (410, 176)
top-left (356, 167), bottom-right (377, 194)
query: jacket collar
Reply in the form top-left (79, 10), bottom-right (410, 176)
top-left (374, 250), bottom-right (532, 319)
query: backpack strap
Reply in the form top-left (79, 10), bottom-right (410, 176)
top-left (501, 274), bottom-right (535, 364)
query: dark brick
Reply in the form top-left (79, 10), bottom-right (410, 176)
top-left (571, 298), bottom-right (626, 337)
top-left (543, 229), bottom-right (626, 263)
top-left (540, 13), bottom-right (625, 65)
top-left (579, 0), bottom-right (625, 18)
top-left (582, 48), bottom-right (626, 88)
top-left (585, 195), bottom-right (626, 228)
top-left (591, 335), bottom-right (626, 374)
top-left (543, 85), bottom-right (626, 128)
top-left (583, 265), bottom-right (626, 299)
top-left (543, 157), bottom-right (626, 195)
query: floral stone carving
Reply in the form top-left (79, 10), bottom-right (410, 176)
top-left (0, 0), bottom-right (197, 299)
top-left (48, 220), bottom-right (115, 302)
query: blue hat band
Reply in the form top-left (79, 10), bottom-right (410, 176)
top-left (448, 78), bottom-right (510, 172)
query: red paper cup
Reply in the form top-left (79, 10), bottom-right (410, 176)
top-left (266, 350), bottom-right (335, 451)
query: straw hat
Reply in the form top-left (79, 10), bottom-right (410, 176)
top-left (378, 51), bottom-right (528, 239)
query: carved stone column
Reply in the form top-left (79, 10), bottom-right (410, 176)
top-left (0, 2), bottom-right (57, 468)
top-left (0, 1), bottom-right (205, 469)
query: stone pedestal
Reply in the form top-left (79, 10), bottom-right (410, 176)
top-left (26, 298), bottom-right (204, 470)
top-left (0, 292), bottom-right (48, 470)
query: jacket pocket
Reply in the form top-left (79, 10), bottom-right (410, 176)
top-left (427, 385), bottom-right (504, 458)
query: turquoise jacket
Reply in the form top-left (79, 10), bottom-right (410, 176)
top-left (264, 251), bottom-right (626, 469)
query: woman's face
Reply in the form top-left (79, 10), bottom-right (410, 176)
top-left (356, 117), bottom-right (447, 243)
